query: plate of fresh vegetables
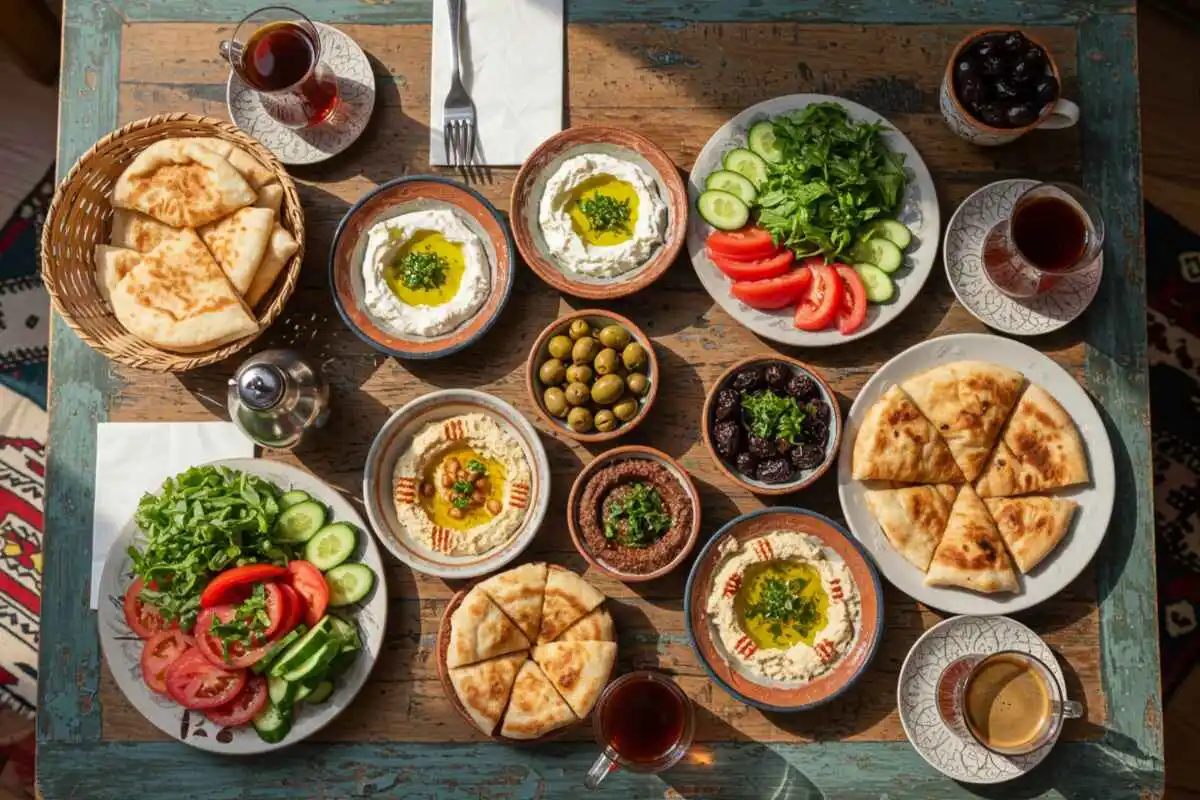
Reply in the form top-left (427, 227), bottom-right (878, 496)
top-left (98, 459), bottom-right (387, 753)
top-left (687, 96), bottom-right (939, 345)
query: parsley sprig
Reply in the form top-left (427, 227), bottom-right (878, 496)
top-left (399, 250), bottom-right (448, 291)
top-left (466, 460), bottom-right (487, 475)
top-left (745, 576), bottom-right (819, 641)
top-left (603, 482), bottom-right (672, 548)
top-left (579, 193), bottom-right (632, 234)
top-left (741, 390), bottom-right (808, 443)
top-left (209, 583), bottom-right (271, 662)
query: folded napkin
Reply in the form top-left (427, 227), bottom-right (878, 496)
top-left (90, 422), bottom-right (254, 608)
top-left (429, 0), bottom-right (564, 166)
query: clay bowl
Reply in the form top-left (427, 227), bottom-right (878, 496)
top-left (566, 445), bottom-right (702, 583)
top-left (329, 175), bottom-right (515, 359)
top-left (525, 309), bottom-right (659, 444)
top-left (702, 355), bottom-right (842, 496)
top-left (510, 126), bottom-right (687, 300)
top-left (683, 507), bottom-right (883, 712)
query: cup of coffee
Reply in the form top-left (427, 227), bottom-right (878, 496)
top-left (940, 29), bottom-right (1080, 146)
top-left (584, 671), bottom-right (695, 790)
top-left (938, 651), bottom-right (1082, 756)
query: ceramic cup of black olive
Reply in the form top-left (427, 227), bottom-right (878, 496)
top-left (939, 29), bottom-right (1079, 146)
top-left (702, 356), bottom-right (842, 496)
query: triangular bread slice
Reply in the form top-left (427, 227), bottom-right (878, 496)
top-left (555, 607), bottom-right (616, 643)
top-left (244, 225), bottom-right (299, 308)
top-left (499, 659), bottom-right (577, 740)
top-left (852, 385), bottom-right (963, 483)
top-left (112, 139), bottom-right (255, 228)
top-left (110, 208), bottom-right (177, 253)
top-left (984, 496), bottom-right (1078, 573)
top-left (93, 245), bottom-right (142, 306)
top-left (864, 484), bottom-right (959, 571)
top-left (448, 652), bottom-right (525, 736)
top-left (254, 182), bottom-right (284, 214)
top-left (900, 361), bottom-right (1025, 481)
top-left (531, 641), bottom-right (617, 718)
top-left (446, 586), bottom-right (530, 668)
top-left (925, 486), bottom-right (1018, 594)
top-left (478, 562), bottom-right (548, 644)
top-left (975, 385), bottom-right (1089, 497)
top-left (198, 206), bottom-right (275, 294)
top-left (190, 137), bottom-right (275, 189)
top-left (537, 568), bottom-right (606, 644)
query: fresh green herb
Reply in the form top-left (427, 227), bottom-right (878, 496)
top-left (209, 583), bottom-right (271, 662)
top-left (745, 576), bottom-right (819, 640)
top-left (451, 495), bottom-right (472, 510)
top-left (579, 193), bottom-right (632, 234)
top-left (603, 482), bottom-right (672, 548)
top-left (452, 479), bottom-right (474, 495)
top-left (399, 250), bottom-right (448, 291)
top-left (754, 103), bottom-right (906, 259)
top-left (741, 390), bottom-right (807, 443)
top-left (466, 459), bottom-right (487, 475)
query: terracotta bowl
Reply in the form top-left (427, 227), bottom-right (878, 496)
top-left (566, 445), bottom-right (702, 583)
top-left (702, 355), bottom-right (842, 496)
top-left (525, 309), bottom-right (659, 443)
top-left (683, 507), bottom-right (883, 712)
top-left (510, 126), bottom-right (687, 299)
top-left (329, 175), bottom-right (515, 359)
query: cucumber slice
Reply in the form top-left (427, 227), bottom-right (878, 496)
top-left (293, 683), bottom-right (314, 703)
top-left (328, 616), bottom-right (361, 651)
top-left (722, 148), bottom-right (770, 188)
top-left (252, 703), bottom-right (291, 744)
top-left (325, 564), bottom-right (376, 607)
top-left (251, 625), bottom-right (308, 675)
top-left (849, 237), bottom-right (903, 273)
top-left (269, 617), bottom-right (335, 678)
top-left (267, 675), bottom-right (295, 708)
top-left (278, 490), bottom-right (311, 509)
top-left (747, 120), bottom-right (784, 163)
top-left (854, 263), bottom-right (895, 303)
top-left (274, 501), bottom-right (327, 544)
top-left (303, 523), bottom-right (358, 571)
top-left (304, 680), bottom-right (335, 705)
top-left (705, 170), bottom-right (757, 205)
top-left (696, 190), bottom-right (749, 231)
top-left (863, 218), bottom-right (912, 250)
top-left (281, 640), bottom-right (340, 683)
top-left (326, 649), bottom-right (358, 679)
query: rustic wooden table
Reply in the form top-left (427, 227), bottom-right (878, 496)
top-left (39, 1), bottom-right (1162, 797)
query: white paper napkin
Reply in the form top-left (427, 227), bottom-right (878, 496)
top-left (429, 0), bottom-right (564, 166)
top-left (90, 422), bottom-right (255, 609)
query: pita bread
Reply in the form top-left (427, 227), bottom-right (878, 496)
top-left (198, 206), bottom-right (275, 294)
top-left (446, 586), bottom-right (530, 668)
top-left (113, 139), bottom-right (255, 228)
top-left (537, 568), bottom-right (606, 644)
top-left (555, 607), bottom-right (616, 643)
top-left (976, 385), bottom-right (1089, 498)
top-left (188, 137), bottom-right (235, 159)
top-left (188, 137), bottom-right (274, 188)
top-left (925, 486), bottom-right (1018, 594)
top-left (108, 229), bottom-right (258, 353)
top-left (531, 641), bottom-right (616, 718)
top-left (478, 562), bottom-right (548, 644)
top-left (901, 361), bottom-right (1025, 481)
top-left (852, 385), bottom-right (963, 483)
top-left (864, 484), bottom-right (959, 571)
top-left (254, 182), bottom-right (284, 214)
top-left (244, 225), bottom-right (299, 308)
top-left (93, 245), bottom-right (142, 306)
top-left (984, 496), bottom-right (1078, 573)
top-left (110, 208), bottom-right (177, 253)
top-left (499, 659), bottom-right (577, 740)
top-left (448, 652), bottom-right (525, 736)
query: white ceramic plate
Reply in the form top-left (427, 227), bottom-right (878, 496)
top-left (98, 458), bottom-right (388, 754)
top-left (836, 333), bottom-right (1115, 614)
top-left (686, 94), bottom-right (940, 346)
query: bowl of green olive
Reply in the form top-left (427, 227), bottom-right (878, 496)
top-left (525, 309), bottom-right (658, 442)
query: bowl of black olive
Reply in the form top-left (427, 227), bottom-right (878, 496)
top-left (702, 356), bottom-right (842, 495)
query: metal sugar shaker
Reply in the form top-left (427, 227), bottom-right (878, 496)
top-left (227, 350), bottom-right (330, 449)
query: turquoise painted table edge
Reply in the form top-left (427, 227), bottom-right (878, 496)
top-left (39, 1), bottom-right (1161, 797)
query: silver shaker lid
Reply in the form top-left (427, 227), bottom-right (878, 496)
top-left (235, 363), bottom-right (286, 411)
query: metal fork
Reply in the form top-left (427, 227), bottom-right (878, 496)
top-left (442, 0), bottom-right (478, 175)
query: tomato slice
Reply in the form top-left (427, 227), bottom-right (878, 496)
top-left (165, 649), bottom-right (246, 710)
top-left (706, 226), bottom-right (778, 260)
top-left (261, 583), bottom-right (287, 638)
top-left (287, 561), bottom-right (329, 628)
top-left (200, 564), bottom-right (289, 609)
top-left (834, 265), bottom-right (869, 335)
top-left (708, 247), bottom-right (793, 281)
top-left (793, 263), bottom-right (844, 331)
top-left (140, 630), bottom-right (195, 695)
top-left (194, 605), bottom-right (273, 670)
top-left (276, 583), bottom-right (304, 635)
top-left (205, 674), bottom-right (268, 728)
top-left (731, 266), bottom-right (814, 309)
top-left (123, 578), bottom-right (172, 639)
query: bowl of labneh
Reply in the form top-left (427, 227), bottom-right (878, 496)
top-left (567, 445), bottom-right (702, 581)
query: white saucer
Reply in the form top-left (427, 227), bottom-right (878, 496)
top-left (944, 179), bottom-right (1102, 336)
top-left (897, 614), bottom-right (1068, 784)
top-left (226, 22), bottom-right (376, 165)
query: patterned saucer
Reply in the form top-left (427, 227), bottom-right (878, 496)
top-left (897, 614), bottom-right (1068, 784)
top-left (226, 22), bottom-right (375, 165)
top-left (944, 179), bottom-right (1102, 336)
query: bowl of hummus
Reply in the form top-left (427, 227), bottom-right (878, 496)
top-left (331, 176), bottom-right (515, 359)
top-left (511, 127), bottom-right (687, 299)
top-left (363, 389), bottom-right (551, 579)
top-left (684, 507), bottom-right (883, 711)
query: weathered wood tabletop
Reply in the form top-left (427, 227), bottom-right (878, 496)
top-left (39, 1), bottom-right (1162, 797)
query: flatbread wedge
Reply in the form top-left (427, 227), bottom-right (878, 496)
top-left (478, 562), bottom-right (548, 644)
top-left (93, 245), bottom-right (142, 306)
top-left (864, 484), bottom-right (959, 571)
top-left (189, 137), bottom-right (275, 188)
top-left (852, 385), bottom-right (963, 483)
top-left (975, 385), bottom-right (1089, 497)
top-left (555, 607), bottom-right (616, 643)
top-left (198, 206), bottom-right (275, 295)
top-left (254, 182), bottom-right (284, 214)
top-left (448, 652), bottom-right (526, 736)
top-left (900, 361), bottom-right (1025, 481)
top-left (109, 208), bottom-right (177, 253)
top-left (244, 225), bottom-right (299, 308)
top-left (112, 139), bottom-right (255, 228)
top-left (531, 641), bottom-right (617, 718)
top-left (984, 496), bottom-right (1078, 573)
top-left (925, 486), bottom-right (1018, 594)
top-left (537, 568), bottom-right (606, 644)
top-left (446, 586), bottom-right (530, 668)
top-left (499, 659), bottom-right (577, 740)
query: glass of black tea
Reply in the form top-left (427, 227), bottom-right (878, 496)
top-left (584, 671), bottom-right (695, 790)
top-left (981, 182), bottom-right (1104, 298)
top-left (219, 6), bottom-right (339, 128)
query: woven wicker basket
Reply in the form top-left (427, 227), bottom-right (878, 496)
top-left (41, 113), bottom-right (306, 372)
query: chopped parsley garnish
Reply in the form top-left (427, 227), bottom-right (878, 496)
top-left (452, 479), bottom-right (474, 495)
top-left (209, 583), bottom-right (271, 662)
top-left (741, 390), bottom-right (808, 443)
top-left (466, 460), bottom-right (487, 475)
top-left (744, 576), bottom-right (819, 641)
top-left (579, 193), bottom-right (632, 234)
top-left (451, 495), bottom-right (472, 510)
top-left (603, 482), bottom-right (672, 548)
top-left (399, 250), bottom-right (448, 291)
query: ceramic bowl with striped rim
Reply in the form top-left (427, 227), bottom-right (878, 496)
top-left (330, 176), bottom-right (515, 359)
top-left (684, 507), bottom-right (883, 712)
top-left (362, 390), bottom-right (551, 579)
